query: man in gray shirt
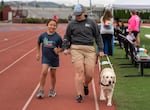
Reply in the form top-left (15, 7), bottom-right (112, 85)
top-left (63, 4), bottom-right (105, 103)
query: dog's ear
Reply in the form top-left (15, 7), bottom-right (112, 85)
top-left (101, 75), bottom-right (105, 82)
top-left (113, 76), bottom-right (116, 83)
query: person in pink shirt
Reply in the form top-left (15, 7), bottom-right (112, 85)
top-left (128, 10), bottom-right (140, 46)
top-left (53, 15), bottom-right (59, 22)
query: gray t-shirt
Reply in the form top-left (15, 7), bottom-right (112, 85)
top-left (63, 18), bottom-right (104, 52)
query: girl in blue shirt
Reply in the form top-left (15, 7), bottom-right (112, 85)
top-left (36, 18), bottom-right (62, 98)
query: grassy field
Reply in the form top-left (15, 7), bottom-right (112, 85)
top-left (105, 27), bottom-right (150, 110)
top-left (140, 28), bottom-right (150, 52)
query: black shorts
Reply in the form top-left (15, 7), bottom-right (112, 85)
top-left (42, 56), bottom-right (59, 67)
top-left (132, 31), bottom-right (139, 38)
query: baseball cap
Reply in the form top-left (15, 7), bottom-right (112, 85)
top-left (73, 4), bottom-right (85, 16)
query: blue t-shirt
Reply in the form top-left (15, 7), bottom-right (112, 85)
top-left (38, 32), bottom-right (62, 67)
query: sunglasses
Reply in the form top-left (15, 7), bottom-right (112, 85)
top-left (76, 13), bottom-right (83, 16)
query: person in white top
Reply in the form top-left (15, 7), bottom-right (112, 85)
top-left (100, 9), bottom-right (114, 56)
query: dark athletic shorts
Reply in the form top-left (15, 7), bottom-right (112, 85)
top-left (42, 56), bottom-right (59, 68)
top-left (132, 31), bottom-right (139, 38)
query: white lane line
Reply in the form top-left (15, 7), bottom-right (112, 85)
top-left (0, 47), bottom-right (36, 74)
top-left (145, 34), bottom-right (150, 39)
top-left (92, 56), bottom-right (100, 110)
top-left (0, 37), bottom-right (36, 53)
top-left (0, 29), bottom-right (62, 53)
top-left (142, 26), bottom-right (150, 28)
top-left (22, 83), bottom-right (40, 110)
top-left (92, 79), bottom-right (100, 110)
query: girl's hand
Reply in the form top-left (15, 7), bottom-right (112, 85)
top-left (54, 47), bottom-right (62, 55)
top-left (36, 53), bottom-right (40, 61)
top-left (54, 47), bottom-right (59, 54)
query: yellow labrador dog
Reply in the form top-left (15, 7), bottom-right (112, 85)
top-left (99, 68), bottom-right (116, 106)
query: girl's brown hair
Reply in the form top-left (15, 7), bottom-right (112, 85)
top-left (102, 9), bottom-right (113, 22)
top-left (46, 18), bottom-right (58, 26)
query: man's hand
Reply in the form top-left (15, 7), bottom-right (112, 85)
top-left (99, 52), bottom-right (105, 57)
top-left (63, 49), bottom-right (70, 55)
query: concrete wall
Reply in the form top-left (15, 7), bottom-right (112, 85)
top-left (11, 6), bottom-right (103, 20)
top-left (11, 7), bottom-right (73, 19)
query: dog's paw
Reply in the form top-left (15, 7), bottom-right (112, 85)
top-left (100, 96), bottom-right (106, 101)
top-left (107, 103), bottom-right (112, 106)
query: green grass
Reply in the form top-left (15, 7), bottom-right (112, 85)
top-left (140, 28), bottom-right (150, 52)
top-left (104, 27), bottom-right (150, 110)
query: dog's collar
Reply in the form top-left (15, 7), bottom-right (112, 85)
top-left (100, 82), bottom-right (110, 86)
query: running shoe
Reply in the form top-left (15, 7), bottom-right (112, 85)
top-left (48, 89), bottom-right (56, 97)
top-left (36, 89), bottom-right (44, 99)
top-left (76, 95), bottom-right (83, 103)
top-left (84, 86), bottom-right (89, 95)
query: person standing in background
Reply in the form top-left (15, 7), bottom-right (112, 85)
top-left (128, 10), bottom-right (140, 47)
top-left (68, 14), bottom-right (72, 23)
top-left (100, 9), bottom-right (114, 56)
top-left (53, 15), bottom-right (59, 22)
top-left (62, 4), bottom-right (105, 103)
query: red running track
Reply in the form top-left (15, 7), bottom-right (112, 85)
top-left (0, 23), bottom-right (116, 110)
